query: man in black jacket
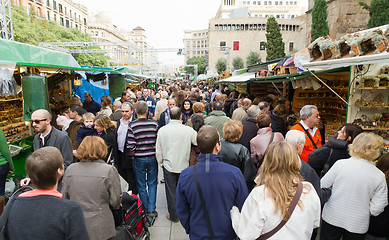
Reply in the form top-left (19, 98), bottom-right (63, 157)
top-left (238, 105), bottom-right (260, 153)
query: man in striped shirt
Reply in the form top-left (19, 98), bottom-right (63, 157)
top-left (127, 101), bottom-right (159, 218)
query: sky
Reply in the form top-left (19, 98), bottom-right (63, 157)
top-left (74, 0), bottom-right (308, 66)
top-left (74, 0), bottom-right (221, 66)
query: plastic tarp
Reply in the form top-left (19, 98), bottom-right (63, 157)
top-left (73, 69), bottom-right (110, 104)
top-left (218, 72), bottom-right (255, 83)
top-left (0, 38), bottom-right (79, 68)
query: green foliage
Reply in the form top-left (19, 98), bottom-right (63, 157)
top-left (185, 56), bottom-right (206, 75)
top-left (246, 51), bottom-right (261, 66)
top-left (265, 17), bottom-right (285, 61)
top-left (311, 0), bottom-right (330, 42)
top-left (216, 58), bottom-right (226, 74)
top-left (12, 6), bottom-right (109, 67)
top-left (232, 56), bottom-right (244, 70)
top-left (359, 0), bottom-right (389, 29)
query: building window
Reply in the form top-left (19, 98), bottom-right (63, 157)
top-left (194, 33), bottom-right (197, 36)
top-left (289, 42), bottom-right (294, 52)
top-left (275, 1), bottom-right (278, 5)
top-left (64, 7), bottom-right (67, 16)
top-left (268, 1), bottom-right (272, 5)
top-left (253, 1), bottom-right (256, 4)
top-left (74, 13), bottom-right (76, 19)
top-left (243, 1), bottom-right (246, 4)
top-left (294, 1), bottom-right (297, 4)
top-left (258, 1), bottom-right (261, 4)
top-left (233, 41), bottom-right (239, 51)
top-left (220, 41), bottom-right (226, 50)
top-left (276, 15), bottom-right (280, 18)
top-left (232, 24), bottom-right (236, 30)
top-left (75, 24), bottom-right (78, 29)
top-left (54, 14), bottom-right (56, 21)
top-left (227, 25), bottom-right (231, 30)
top-left (70, 10), bottom-right (72, 18)
top-left (247, 1), bottom-right (250, 4)
top-left (46, 0), bottom-right (50, 7)
top-left (60, 17), bottom-right (64, 26)
top-left (58, 4), bottom-right (62, 13)
top-left (47, 10), bottom-right (50, 20)
top-left (260, 42), bottom-right (266, 50)
top-left (66, 20), bottom-right (69, 28)
top-left (84, 18), bottom-right (87, 25)
top-left (279, 1), bottom-right (283, 4)
top-left (53, 0), bottom-right (56, 10)
top-left (264, 1), bottom-right (267, 5)
top-left (286, 1), bottom-right (288, 4)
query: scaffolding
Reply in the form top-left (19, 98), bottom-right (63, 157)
top-left (0, 0), bottom-right (14, 40)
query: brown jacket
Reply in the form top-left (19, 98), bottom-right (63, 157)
top-left (67, 119), bottom-right (82, 150)
top-left (62, 160), bottom-right (122, 240)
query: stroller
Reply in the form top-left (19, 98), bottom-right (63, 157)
top-left (113, 192), bottom-right (151, 240)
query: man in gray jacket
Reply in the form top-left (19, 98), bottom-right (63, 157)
top-left (21, 109), bottom-right (73, 187)
top-left (204, 101), bottom-right (230, 138)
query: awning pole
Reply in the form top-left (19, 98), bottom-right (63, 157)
top-left (271, 82), bottom-right (283, 96)
top-left (308, 70), bottom-right (348, 105)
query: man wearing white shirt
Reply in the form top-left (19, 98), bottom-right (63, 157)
top-left (156, 107), bottom-right (197, 222)
top-left (290, 105), bottom-right (322, 162)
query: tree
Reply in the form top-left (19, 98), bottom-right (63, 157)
top-left (311, 0), bottom-right (330, 42)
top-left (265, 17), bottom-right (285, 61)
top-left (246, 51), bottom-right (261, 66)
top-left (232, 56), bottom-right (244, 70)
top-left (359, 0), bottom-right (389, 29)
top-left (216, 58), bottom-right (226, 74)
top-left (185, 56), bottom-right (206, 75)
top-left (12, 6), bottom-right (109, 67)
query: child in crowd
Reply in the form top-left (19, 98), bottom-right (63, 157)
top-left (76, 112), bottom-right (97, 144)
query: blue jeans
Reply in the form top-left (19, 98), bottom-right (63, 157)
top-left (133, 156), bottom-right (158, 213)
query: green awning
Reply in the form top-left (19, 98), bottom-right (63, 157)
top-left (249, 67), bottom-right (349, 83)
top-left (0, 38), bottom-right (77, 68)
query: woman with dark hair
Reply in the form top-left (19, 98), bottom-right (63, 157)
top-left (181, 99), bottom-right (193, 124)
top-left (308, 123), bottom-right (363, 177)
top-left (62, 136), bottom-right (121, 240)
top-left (97, 96), bottom-right (112, 117)
top-left (189, 114), bottom-right (204, 166)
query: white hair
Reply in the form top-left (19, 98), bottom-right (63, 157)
top-left (285, 130), bottom-right (306, 147)
top-left (247, 105), bottom-right (260, 118)
top-left (160, 91), bottom-right (168, 99)
top-left (300, 105), bottom-right (317, 120)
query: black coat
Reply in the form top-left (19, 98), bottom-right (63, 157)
top-left (219, 140), bottom-right (257, 188)
top-left (238, 118), bottom-right (259, 153)
top-left (270, 112), bottom-right (287, 137)
top-left (112, 119), bottom-right (132, 169)
top-left (308, 137), bottom-right (350, 177)
top-left (100, 128), bottom-right (115, 161)
top-left (300, 159), bottom-right (330, 205)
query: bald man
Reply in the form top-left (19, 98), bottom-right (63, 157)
top-left (231, 98), bottom-right (252, 122)
top-left (31, 109), bottom-right (73, 169)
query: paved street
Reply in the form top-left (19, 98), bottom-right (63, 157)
top-left (148, 167), bottom-right (189, 240)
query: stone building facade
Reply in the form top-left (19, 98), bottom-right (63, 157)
top-left (183, 29), bottom-right (209, 63)
top-left (208, 15), bottom-right (307, 72)
top-left (306, 0), bottom-right (371, 43)
top-left (11, 0), bottom-right (88, 33)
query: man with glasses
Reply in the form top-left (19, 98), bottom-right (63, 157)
top-left (290, 105), bottom-right (322, 162)
top-left (20, 109), bottom-right (73, 187)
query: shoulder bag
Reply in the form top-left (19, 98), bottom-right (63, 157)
top-left (0, 186), bottom-right (33, 240)
top-left (297, 123), bottom-right (318, 149)
top-left (256, 182), bottom-right (303, 240)
top-left (193, 165), bottom-right (215, 240)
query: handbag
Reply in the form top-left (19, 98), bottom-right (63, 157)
top-left (193, 165), bottom-right (215, 240)
top-left (256, 182), bottom-right (303, 240)
top-left (0, 186), bottom-right (33, 240)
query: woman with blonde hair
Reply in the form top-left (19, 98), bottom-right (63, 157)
top-left (231, 141), bottom-right (321, 240)
top-left (94, 114), bottom-right (116, 161)
top-left (62, 136), bottom-right (121, 240)
top-left (320, 132), bottom-right (388, 240)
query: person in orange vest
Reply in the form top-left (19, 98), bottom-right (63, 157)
top-left (290, 105), bottom-right (322, 162)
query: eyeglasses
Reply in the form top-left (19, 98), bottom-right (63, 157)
top-left (30, 119), bottom-right (47, 124)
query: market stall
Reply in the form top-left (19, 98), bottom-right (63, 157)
top-left (303, 24), bottom-right (389, 146)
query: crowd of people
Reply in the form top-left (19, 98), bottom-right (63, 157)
top-left (0, 79), bottom-right (388, 240)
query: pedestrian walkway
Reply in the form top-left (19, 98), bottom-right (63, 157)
top-left (148, 167), bottom-right (189, 240)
